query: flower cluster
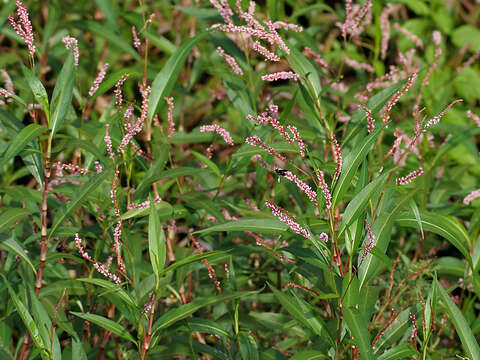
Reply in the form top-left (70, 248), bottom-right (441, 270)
top-left (164, 96), bottom-right (175, 138)
top-left (396, 168), bottom-right (424, 185)
top-left (261, 71), bottom-right (299, 82)
top-left (464, 189), bottom-right (480, 205)
top-left (282, 171), bottom-right (318, 205)
top-left (8, 0), bottom-right (35, 57)
top-left (265, 200), bottom-right (310, 239)
top-left (62, 36), bottom-right (79, 66)
top-left (246, 136), bottom-right (286, 162)
top-left (315, 170), bottom-right (332, 210)
top-left (88, 63), bottom-right (109, 96)
top-left (200, 124), bottom-right (234, 145)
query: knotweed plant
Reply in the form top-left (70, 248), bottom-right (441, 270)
top-left (1, 1), bottom-right (480, 359)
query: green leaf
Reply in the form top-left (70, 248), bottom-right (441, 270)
top-left (332, 126), bottom-right (383, 208)
top-left (149, 195), bottom-right (166, 285)
top-left (182, 318), bottom-right (230, 338)
top-left (50, 51), bottom-right (74, 137)
top-left (452, 25), bottom-right (480, 51)
top-left (377, 345), bottom-right (416, 360)
top-left (152, 290), bottom-right (260, 333)
top-left (0, 208), bottom-right (32, 233)
top-left (396, 211), bottom-right (471, 264)
top-left (148, 31), bottom-right (208, 121)
top-left (436, 279), bottom-right (480, 360)
top-left (409, 199), bottom-right (424, 240)
top-left (0, 237), bottom-right (36, 274)
top-left (238, 332), bottom-right (259, 360)
top-left (288, 46), bottom-right (321, 99)
top-left (268, 283), bottom-right (335, 345)
top-left (2, 275), bottom-right (46, 353)
top-left (195, 218), bottom-right (288, 235)
top-left (161, 250), bottom-right (231, 276)
top-left (70, 312), bottom-right (137, 344)
top-left (290, 350), bottom-right (327, 360)
top-left (21, 64), bottom-right (50, 125)
top-left (0, 124), bottom-right (47, 168)
top-left (76, 278), bottom-right (137, 308)
top-left (121, 200), bottom-right (172, 220)
top-left (374, 308), bottom-right (412, 352)
top-left (48, 171), bottom-right (110, 240)
top-left (190, 150), bottom-right (221, 178)
top-left (338, 171), bottom-right (391, 237)
top-left (343, 306), bottom-right (374, 360)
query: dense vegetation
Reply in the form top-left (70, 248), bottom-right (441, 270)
top-left (1, 0), bottom-right (480, 359)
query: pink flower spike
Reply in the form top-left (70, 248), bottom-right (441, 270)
top-left (93, 262), bottom-right (122, 284)
top-left (62, 36), bottom-right (79, 66)
top-left (265, 20), bottom-right (290, 55)
top-left (0, 89), bottom-right (13, 98)
top-left (272, 21), bottom-right (303, 32)
top-left (265, 200), bottom-right (310, 239)
top-left (360, 219), bottom-right (375, 263)
top-left (423, 99), bottom-right (463, 131)
top-left (319, 232), bottom-right (329, 243)
top-left (396, 167), bottom-right (424, 185)
top-left (432, 31), bottom-right (442, 45)
top-left (287, 125), bottom-right (305, 157)
top-left (303, 47), bottom-right (329, 72)
top-left (282, 171), bottom-right (318, 205)
top-left (464, 189), bottom-right (480, 205)
top-left (132, 26), bottom-right (141, 48)
top-left (360, 104), bottom-right (375, 133)
top-left (8, 0), bottom-right (35, 57)
top-left (343, 56), bottom-right (375, 73)
top-left (394, 23), bottom-right (424, 49)
top-left (422, 48), bottom-right (442, 87)
top-left (164, 96), bottom-right (175, 138)
top-left (246, 136), bottom-right (286, 162)
top-left (114, 73), bottom-right (129, 108)
top-left (261, 71), bottom-right (299, 82)
top-left (88, 63), bottom-right (109, 97)
top-left (332, 134), bottom-right (342, 179)
top-left (210, 0), bottom-right (233, 24)
top-left (251, 41), bottom-right (280, 62)
top-left (75, 233), bottom-right (93, 262)
top-left (244, 197), bottom-right (260, 212)
top-left (383, 72), bottom-right (417, 124)
top-left (380, 4), bottom-right (392, 60)
top-left (104, 124), bottom-right (114, 159)
top-left (0, 70), bottom-right (14, 95)
top-left (467, 110), bottom-right (480, 127)
top-left (95, 161), bottom-right (103, 174)
top-left (200, 124), bottom-right (234, 145)
top-left (315, 169), bottom-right (332, 210)
top-left (216, 46), bottom-right (243, 75)
top-left (342, 0), bottom-right (352, 40)
top-left (253, 154), bottom-right (269, 169)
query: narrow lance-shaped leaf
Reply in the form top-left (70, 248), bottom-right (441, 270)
top-left (435, 279), bottom-right (480, 360)
top-left (0, 237), bottom-right (36, 274)
top-left (0, 123), bottom-right (47, 168)
top-left (50, 51), bottom-right (74, 138)
top-left (238, 331), bottom-right (259, 360)
top-left (149, 194), bottom-right (166, 286)
top-left (0, 208), bottom-right (32, 233)
top-left (21, 64), bottom-right (51, 125)
top-left (70, 312), bottom-right (137, 345)
top-left (148, 31), bottom-right (208, 121)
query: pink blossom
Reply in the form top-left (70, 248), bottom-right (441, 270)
top-left (265, 201), bottom-right (310, 239)
top-left (344, 55), bottom-right (374, 73)
top-left (423, 48), bottom-right (442, 87)
top-left (165, 96), bottom-right (175, 138)
top-left (210, 0), bottom-right (233, 24)
top-left (200, 124), bottom-right (234, 145)
top-left (287, 125), bottom-right (305, 157)
top-left (0, 70), bottom-right (14, 95)
top-left (463, 189), bottom-right (480, 205)
top-left (251, 41), bottom-right (280, 62)
top-left (53, 161), bottom-right (89, 176)
top-left (366, 67), bottom-right (400, 92)
top-left (315, 170), bottom-right (332, 210)
top-left (396, 168), bottom-right (424, 185)
top-left (342, 0), bottom-right (353, 40)
top-left (104, 124), bottom-right (114, 159)
top-left (216, 46), bottom-right (243, 75)
top-left (265, 20), bottom-right (290, 55)
top-left (95, 161), bottom-right (103, 174)
top-left (272, 21), bottom-right (303, 32)
top-left (62, 36), bottom-right (79, 66)
top-left (8, 0), bottom-right (35, 57)
top-left (467, 110), bottom-right (480, 127)
top-left (432, 30), bottom-right (442, 46)
top-left (282, 171), bottom-right (318, 205)
top-left (319, 232), bottom-right (329, 243)
top-left (114, 73), bottom-right (129, 108)
top-left (360, 104), bottom-right (375, 133)
top-left (88, 63), bottom-right (109, 96)
top-left (132, 26), bottom-right (141, 48)
top-left (332, 134), bottom-right (342, 179)
top-left (0, 89), bottom-right (13, 98)
top-left (383, 72), bottom-right (417, 124)
top-left (303, 47), bottom-right (329, 71)
top-left (253, 154), bottom-right (269, 169)
top-left (261, 71), bottom-right (299, 82)
top-left (394, 23), bottom-right (423, 49)
top-left (244, 197), bottom-right (260, 212)
top-left (380, 4), bottom-right (393, 59)
top-left (246, 136), bottom-right (286, 162)
top-left (423, 99), bottom-right (463, 131)
top-left (93, 262), bottom-right (122, 284)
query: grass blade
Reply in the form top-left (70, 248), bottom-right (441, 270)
top-left (0, 123), bottom-right (47, 168)
top-left (50, 51), bottom-right (74, 137)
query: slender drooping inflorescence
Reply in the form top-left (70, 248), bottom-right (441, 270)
top-left (251, 41), bottom-right (280, 62)
top-left (315, 170), bottom-right (332, 210)
top-left (281, 171), bottom-right (318, 205)
top-left (332, 134), bottom-right (342, 179)
top-left (216, 46), bottom-right (243, 75)
top-left (287, 125), bottom-right (306, 157)
top-left (265, 200), bottom-right (310, 239)
top-left (164, 96), bottom-right (175, 138)
top-left (361, 104), bottom-right (375, 133)
top-left (303, 47), bottom-right (329, 72)
top-left (8, 0), bottom-right (35, 58)
top-left (383, 72), bottom-right (417, 124)
top-left (423, 99), bottom-right (463, 131)
top-left (88, 63), bottom-right (109, 96)
top-left (343, 56), bottom-right (374, 73)
top-left (464, 189), bottom-right (480, 205)
top-left (467, 110), bottom-right (480, 127)
top-left (62, 36), bottom-right (79, 66)
top-left (200, 124), bottom-right (234, 145)
top-left (246, 136), bottom-right (287, 162)
top-left (380, 4), bottom-right (393, 60)
top-left (104, 124), bottom-right (115, 159)
top-left (396, 168), bottom-right (424, 185)
top-left (132, 26), bottom-right (141, 48)
top-left (114, 73), bottom-right (129, 108)
top-left (394, 23), bottom-right (423, 49)
top-left (247, 231), bottom-right (296, 264)
top-left (262, 71), bottom-right (299, 82)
